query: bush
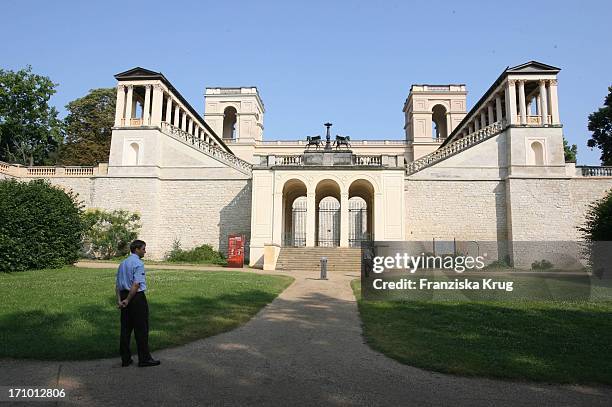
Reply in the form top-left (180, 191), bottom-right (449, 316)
top-left (578, 189), bottom-right (612, 276)
top-left (81, 209), bottom-right (141, 259)
top-left (531, 259), bottom-right (554, 270)
top-left (0, 179), bottom-right (85, 272)
top-left (166, 239), bottom-right (226, 265)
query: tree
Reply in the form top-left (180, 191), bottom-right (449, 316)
top-left (0, 179), bottom-right (85, 272)
top-left (81, 209), bottom-right (141, 259)
top-left (58, 88), bottom-right (116, 166)
top-left (563, 136), bottom-right (578, 163)
top-left (587, 86), bottom-right (612, 165)
top-left (0, 66), bottom-right (62, 165)
top-left (578, 189), bottom-right (612, 277)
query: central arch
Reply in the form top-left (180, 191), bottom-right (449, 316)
top-left (315, 179), bottom-right (341, 247)
top-left (348, 179), bottom-right (375, 246)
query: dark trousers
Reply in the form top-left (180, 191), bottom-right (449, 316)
top-left (119, 290), bottom-right (151, 363)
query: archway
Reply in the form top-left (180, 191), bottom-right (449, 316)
top-left (282, 179), bottom-right (307, 247)
top-left (315, 179), bottom-right (341, 247)
top-left (223, 106), bottom-right (237, 140)
top-left (348, 179), bottom-right (375, 245)
top-left (431, 104), bottom-right (448, 140)
top-left (530, 141), bottom-right (544, 165)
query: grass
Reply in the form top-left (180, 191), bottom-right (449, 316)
top-left (0, 267), bottom-right (293, 360)
top-left (352, 279), bottom-right (612, 384)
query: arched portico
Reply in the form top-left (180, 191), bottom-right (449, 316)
top-left (315, 179), bottom-right (341, 247)
top-left (348, 179), bottom-right (375, 246)
top-left (282, 179), bottom-right (307, 246)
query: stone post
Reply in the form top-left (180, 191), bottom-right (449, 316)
top-left (518, 80), bottom-right (527, 125)
top-left (114, 84), bottom-right (125, 126)
top-left (340, 192), bottom-right (349, 247)
top-left (487, 103), bottom-right (495, 126)
top-left (165, 96), bottom-right (172, 124)
top-left (151, 84), bottom-right (164, 126)
top-left (143, 85), bottom-right (151, 124)
top-left (495, 95), bottom-right (503, 123)
top-left (306, 192), bottom-right (316, 247)
top-left (173, 105), bottom-right (180, 127)
top-left (505, 79), bottom-right (517, 124)
top-left (125, 85), bottom-right (134, 121)
top-left (539, 80), bottom-right (549, 125)
top-left (548, 79), bottom-right (560, 125)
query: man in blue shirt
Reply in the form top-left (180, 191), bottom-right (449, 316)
top-left (116, 240), bottom-right (160, 367)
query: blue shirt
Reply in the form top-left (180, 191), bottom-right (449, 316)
top-left (116, 253), bottom-right (147, 292)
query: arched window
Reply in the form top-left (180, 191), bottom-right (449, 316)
top-left (431, 104), bottom-right (448, 139)
top-left (128, 142), bottom-right (140, 165)
top-left (530, 141), bottom-right (544, 166)
top-left (223, 106), bottom-right (237, 139)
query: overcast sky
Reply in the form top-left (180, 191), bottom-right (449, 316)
top-left (2, 0), bottom-right (610, 164)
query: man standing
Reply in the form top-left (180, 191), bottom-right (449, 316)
top-left (116, 240), bottom-right (160, 367)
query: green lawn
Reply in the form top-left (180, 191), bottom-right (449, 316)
top-left (352, 280), bottom-right (612, 384)
top-left (0, 267), bottom-right (293, 360)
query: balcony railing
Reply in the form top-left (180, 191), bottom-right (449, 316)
top-left (407, 120), bottom-right (506, 175)
top-left (577, 166), bottom-right (612, 177)
top-left (0, 161), bottom-right (107, 178)
top-left (354, 155), bottom-right (382, 166)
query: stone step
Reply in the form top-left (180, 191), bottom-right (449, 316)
top-left (276, 247), bottom-right (362, 271)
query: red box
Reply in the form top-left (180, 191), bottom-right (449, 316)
top-left (227, 234), bottom-right (245, 268)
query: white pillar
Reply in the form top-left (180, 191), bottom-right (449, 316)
top-left (518, 80), bottom-right (527, 125)
top-left (151, 84), bottom-right (164, 126)
top-left (306, 192), bottom-right (316, 247)
top-left (340, 192), bottom-right (349, 247)
top-left (548, 79), bottom-right (560, 125)
top-left (272, 192), bottom-right (283, 246)
top-left (495, 95), bottom-right (503, 123)
top-left (374, 193), bottom-right (384, 242)
top-left (173, 105), bottom-right (180, 127)
top-left (143, 85), bottom-right (151, 125)
top-left (125, 85), bottom-right (134, 121)
top-left (480, 111), bottom-right (487, 129)
top-left (474, 117), bottom-right (479, 132)
top-left (487, 103), bottom-right (494, 126)
top-left (468, 123), bottom-right (474, 134)
top-left (114, 84), bottom-right (125, 126)
top-left (181, 111), bottom-right (187, 131)
top-left (165, 96), bottom-right (172, 124)
top-left (539, 80), bottom-right (549, 125)
top-left (526, 98), bottom-right (533, 116)
top-left (445, 113), bottom-right (452, 137)
top-left (504, 79), bottom-right (517, 124)
top-left (188, 118), bottom-right (194, 135)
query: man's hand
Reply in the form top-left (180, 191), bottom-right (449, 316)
top-left (120, 299), bottom-right (129, 308)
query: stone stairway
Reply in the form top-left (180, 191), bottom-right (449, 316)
top-left (275, 247), bottom-right (361, 273)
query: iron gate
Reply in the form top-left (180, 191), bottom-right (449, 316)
top-left (285, 207), bottom-right (306, 247)
top-left (318, 208), bottom-right (340, 247)
top-left (349, 208), bottom-right (370, 247)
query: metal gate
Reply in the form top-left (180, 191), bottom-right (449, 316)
top-left (349, 208), bottom-right (370, 247)
top-left (318, 208), bottom-right (340, 247)
top-left (285, 207), bottom-right (306, 247)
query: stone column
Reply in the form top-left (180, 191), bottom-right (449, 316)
top-left (504, 79), bottom-right (517, 124)
top-left (539, 80), bottom-right (549, 125)
top-left (340, 192), bottom-right (349, 247)
top-left (480, 111), bottom-right (487, 129)
top-left (189, 118), bottom-right (194, 135)
top-left (125, 85), bottom-right (134, 121)
top-left (518, 80), bottom-right (527, 125)
top-left (445, 113), bottom-right (452, 138)
top-left (548, 79), bottom-right (560, 125)
top-left (487, 103), bottom-right (494, 126)
top-left (151, 84), bottom-right (164, 126)
top-left (272, 191), bottom-right (283, 246)
top-left (173, 105), bottom-right (180, 127)
top-left (495, 95), bottom-right (503, 123)
top-left (114, 84), bottom-right (125, 126)
top-left (468, 123), bottom-right (474, 134)
top-left (165, 96), bottom-right (172, 124)
top-left (306, 192), bottom-right (316, 247)
top-left (143, 85), bottom-right (151, 124)
top-left (181, 111), bottom-right (187, 132)
top-left (474, 117), bottom-right (480, 132)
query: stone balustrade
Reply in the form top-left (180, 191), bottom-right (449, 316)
top-left (160, 122), bottom-right (252, 175)
top-left (577, 166), bottom-right (612, 177)
top-left (407, 121), bottom-right (505, 175)
top-left (0, 161), bottom-right (108, 177)
top-left (256, 153), bottom-right (394, 168)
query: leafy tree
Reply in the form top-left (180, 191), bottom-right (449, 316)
top-left (58, 88), bottom-right (115, 166)
top-left (578, 189), bottom-right (612, 277)
top-left (81, 209), bottom-right (141, 259)
top-left (0, 66), bottom-right (62, 165)
top-left (0, 179), bottom-right (85, 272)
top-left (563, 136), bottom-right (578, 163)
top-left (587, 86), bottom-right (612, 165)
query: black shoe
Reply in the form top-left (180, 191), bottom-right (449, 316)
top-left (121, 359), bottom-right (133, 367)
top-left (138, 358), bottom-right (161, 367)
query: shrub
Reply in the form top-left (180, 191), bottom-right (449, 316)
top-left (578, 189), bottom-right (612, 276)
top-left (531, 259), bottom-right (553, 270)
top-left (81, 209), bottom-right (141, 259)
top-left (166, 240), bottom-right (226, 265)
top-left (0, 179), bottom-right (84, 272)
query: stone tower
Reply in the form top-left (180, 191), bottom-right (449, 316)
top-left (204, 87), bottom-right (265, 142)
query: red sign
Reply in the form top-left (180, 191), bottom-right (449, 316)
top-left (227, 234), bottom-right (245, 268)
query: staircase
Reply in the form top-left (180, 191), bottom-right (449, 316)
top-left (275, 247), bottom-right (361, 273)
top-left (406, 120), bottom-right (506, 175)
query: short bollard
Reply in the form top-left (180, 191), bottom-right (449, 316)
top-left (320, 256), bottom-right (328, 280)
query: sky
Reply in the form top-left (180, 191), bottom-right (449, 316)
top-left (1, 0), bottom-right (610, 165)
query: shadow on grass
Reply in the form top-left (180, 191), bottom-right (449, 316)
top-left (357, 298), bottom-right (612, 384)
top-left (0, 289), bottom-right (281, 361)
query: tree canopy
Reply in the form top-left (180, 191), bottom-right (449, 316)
top-left (0, 66), bottom-right (62, 165)
top-left (587, 86), bottom-right (612, 165)
top-left (58, 87), bottom-right (115, 166)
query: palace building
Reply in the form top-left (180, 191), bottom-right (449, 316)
top-left (1, 61), bottom-right (611, 269)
